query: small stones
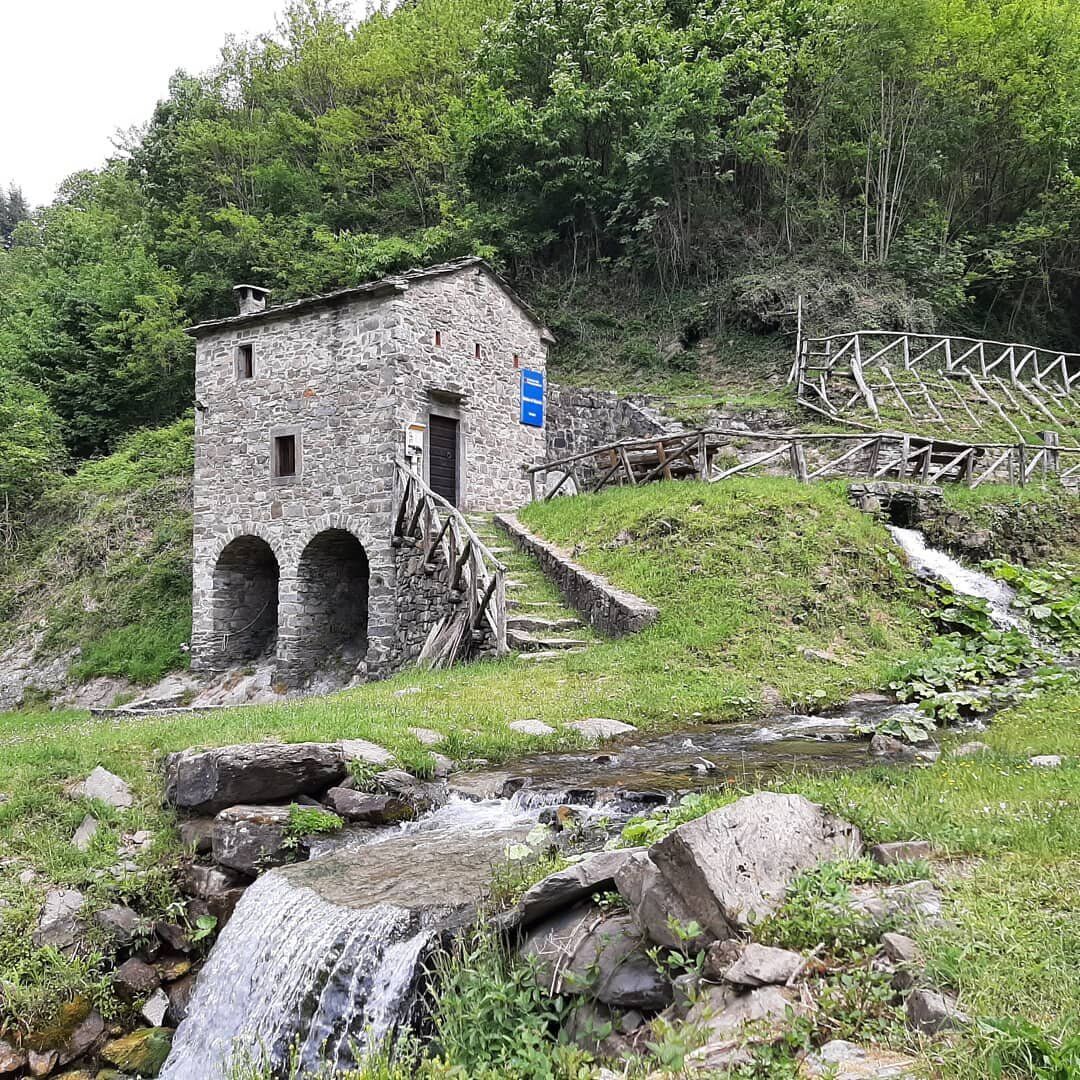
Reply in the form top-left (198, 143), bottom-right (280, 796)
top-left (906, 988), bottom-right (970, 1034)
top-left (566, 717), bottom-right (636, 740)
top-left (881, 932), bottom-right (922, 966)
top-left (800, 1040), bottom-right (917, 1078)
top-left (69, 766), bottom-right (133, 809)
top-left (870, 841), bottom-right (931, 866)
top-left (71, 814), bottom-right (99, 853)
top-left (141, 988), bottom-right (171, 1027)
top-left (1029, 754), bottom-right (1063, 768)
top-left (509, 718), bottom-right (555, 737)
top-left (116, 957), bottom-right (161, 998)
top-left (952, 741), bottom-right (991, 758)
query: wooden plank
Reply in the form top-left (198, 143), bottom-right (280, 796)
top-left (789, 441), bottom-right (809, 483)
top-left (807, 438), bottom-right (879, 480)
top-left (971, 447), bottom-right (1013, 489)
top-left (709, 444), bottom-right (789, 482)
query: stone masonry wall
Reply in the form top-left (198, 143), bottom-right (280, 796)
top-left (392, 270), bottom-right (550, 511)
top-left (545, 385), bottom-right (678, 460)
top-left (495, 513), bottom-right (659, 637)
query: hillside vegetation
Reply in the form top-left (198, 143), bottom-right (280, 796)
top-left (5, 0), bottom-right (1080, 518)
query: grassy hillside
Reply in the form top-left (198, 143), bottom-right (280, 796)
top-left (0, 419), bottom-right (193, 687)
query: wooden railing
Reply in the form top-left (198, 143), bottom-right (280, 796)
top-left (526, 429), bottom-right (1080, 499)
top-left (793, 330), bottom-right (1080, 426)
top-left (392, 460), bottom-right (508, 660)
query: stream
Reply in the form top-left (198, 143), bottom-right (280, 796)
top-left (161, 529), bottom-right (1025, 1079)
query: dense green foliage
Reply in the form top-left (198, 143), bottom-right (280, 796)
top-left (6, 0), bottom-right (1080, 472)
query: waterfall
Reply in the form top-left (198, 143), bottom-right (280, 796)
top-left (888, 526), bottom-right (1022, 631)
top-left (160, 873), bottom-right (431, 1079)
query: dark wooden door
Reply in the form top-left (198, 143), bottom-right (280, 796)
top-left (428, 415), bottom-right (459, 506)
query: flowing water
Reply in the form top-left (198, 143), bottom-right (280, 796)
top-left (163, 528), bottom-right (1023, 1079)
top-left (888, 526), bottom-right (1022, 630)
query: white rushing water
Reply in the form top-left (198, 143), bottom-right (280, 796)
top-left (159, 875), bottom-right (432, 1080)
top-left (888, 526), bottom-right (1022, 630)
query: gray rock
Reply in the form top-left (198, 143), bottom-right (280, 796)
top-left (181, 864), bottom-right (247, 923)
top-left (906, 988), bottom-right (970, 1033)
top-left (615, 849), bottom-right (709, 951)
top-left (373, 769), bottom-right (447, 812)
top-left (212, 805), bottom-right (295, 875)
top-left (645, 793), bottom-right (862, 941)
top-left (93, 905), bottom-right (140, 948)
top-left (430, 753), bottom-right (454, 778)
top-left (33, 888), bottom-right (85, 950)
top-left (1029, 754), bottom-right (1063, 768)
top-left (518, 849), bottom-right (643, 927)
top-left (27, 1049), bottom-right (57, 1076)
top-left (408, 726), bottom-right (444, 746)
top-left (870, 841), bottom-right (931, 866)
top-left (521, 904), bottom-right (673, 1011)
top-left (509, 718), bottom-right (555, 737)
top-left (870, 734), bottom-right (938, 763)
top-left (178, 818), bottom-right (216, 854)
top-left (849, 880), bottom-right (943, 926)
top-left (70, 766), bottom-right (133, 809)
top-left (720, 943), bottom-right (804, 987)
top-left (141, 987), bottom-right (171, 1027)
top-left (0, 1038), bottom-right (26, 1074)
top-left (702, 938), bottom-right (743, 981)
top-left (339, 739), bottom-right (394, 766)
top-left (164, 742), bottom-right (349, 814)
top-left (448, 771), bottom-right (523, 802)
top-left (952, 741), bottom-right (991, 758)
top-left (71, 814), bottom-right (99, 853)
top-left (881, 932), bottom-right (921, 966)
top-left (801, 1040), bottom-right (917, 1077)
top-left (165, 972), bottom-right (198, 1026)
top-left (566, 718), bottom-right (636, 740)
top-left (324, 787), bottom-right (415, 825)
top-left (115, 957), bottom-right (161, 997)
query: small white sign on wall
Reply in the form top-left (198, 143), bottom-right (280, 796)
top-left (405, 422), bottom-right (426, 459)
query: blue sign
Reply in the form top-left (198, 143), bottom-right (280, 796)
top-left (520, 368), bottom-right (545, 428)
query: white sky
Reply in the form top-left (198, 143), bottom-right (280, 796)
top-left (1, 0), bottom-right (359, 208)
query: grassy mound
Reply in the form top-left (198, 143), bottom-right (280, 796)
top-left (0, 419), bottom-right (193, 686)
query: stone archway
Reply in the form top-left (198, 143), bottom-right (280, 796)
top-left (294, 529), bottom-right (370, 666)
top-left (212, 536), bottom-right (280, 663)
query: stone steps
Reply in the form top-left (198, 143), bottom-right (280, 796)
top-left (507, 629), bottom-right (590, 653)
top-left (517, 648), bottom-right (588, 663)
top-left (507, 615), bottom-right (584, 633)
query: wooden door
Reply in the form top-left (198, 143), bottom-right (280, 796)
top-left (428, 415), bottom-right (459, 506)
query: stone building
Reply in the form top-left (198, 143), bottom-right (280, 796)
top-left (187, 258), bottom-right (554, 682)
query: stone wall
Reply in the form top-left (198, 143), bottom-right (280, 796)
top-left (545, 386), bottom-right (678, 460)
top-left (495, 513), bottom-right (659, 637)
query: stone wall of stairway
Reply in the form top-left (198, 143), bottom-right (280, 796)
top-left (545, 386), bottom-right (678, 460)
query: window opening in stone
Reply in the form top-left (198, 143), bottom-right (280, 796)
top-left (434, 330), bottom-right (442, 347)
top-left (211, 536), bottom-right (279, 663)
top-left (474, 342), bottom-right (482, 359)
top-left (294, 529), bottom-right (370, 669)
top-left (273, 435), bottom-right (296, 478)
top-left (237, 343), bottom-right (254, 379)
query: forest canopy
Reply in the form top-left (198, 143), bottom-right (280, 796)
top-left (3, 0), bottom-right (1080, 482)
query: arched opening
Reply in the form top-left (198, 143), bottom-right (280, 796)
top-left (212, 536), bottom-right (280, 662)
top-left (295, 529), bottom-right (370, 664)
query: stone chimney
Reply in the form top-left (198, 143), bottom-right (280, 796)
top-left (233, 284), bottom-right (271, 316)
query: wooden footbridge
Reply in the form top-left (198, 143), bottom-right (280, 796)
top-left (527, 428), bottom-right (1080, 501)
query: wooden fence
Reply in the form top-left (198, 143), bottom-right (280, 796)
top-left (392, 459), bottom-right (508, 661)
top-left (527, 429), bottom-right (1080, 500)
top-left (792, 330), bottom-right (1080, 427)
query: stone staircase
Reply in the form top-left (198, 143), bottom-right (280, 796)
top-left (465, 513), bottom-right (593, 662)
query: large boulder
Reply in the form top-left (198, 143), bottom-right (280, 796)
top-left (211, 805), bottom-right (295, 875)
top-left (640, 793), bottom-right (861, 942)
top-left (518, 849), bottom-right (643, 928)
top-left (521, 904), bottom-right (672, 1011)
top-left (164, 743), bottom-right (348, 815)
top-left (372, 769), bottom-right (447, 813)
top-left (615, 850), bottom-right (710, 951)
top-left (324, 788), bottom-right (415, 826)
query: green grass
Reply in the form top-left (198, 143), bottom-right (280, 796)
top-left (0, 419), bottom-right (194, 688)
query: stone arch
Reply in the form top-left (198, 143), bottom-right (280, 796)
top-left (293, 528), bottom-right (371, 666)
top-left (211, 535), bottom-right (280, 662)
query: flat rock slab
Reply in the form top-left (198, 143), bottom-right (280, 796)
top-left (33, 888), bottom-right (85, 950)
top-left (69, 766), bottom-right (133, 809)
top-left (71, 814), bottom-right (99, 852)
top-left (165, 742), bottom-right (348, 814)
top-left (212, 805), bottom-right (295, 875)
top-left (645, 792), bottom-right (862, 941)
top-left (906, 988), bottom-right (970, 1034)
top-left (339, 739), bottom-right (395, 765)
top-left (800, 1040), bottom-right (917, 1078)
top-left (407, 727), bottom-right (444, 746)
top-left (509, 719), bottom-right (555, 737)
top-left (566, 718), bottom-right (636, 740)
top-left (870, 841), bottom-right (931, 866)
top-left (720, 942), bottom-right (804, 987)
top-left (325, 788), bottom-right (415, 825)
top-left (685, 984), bottom-right (808, 1071)
top-left (850, 880), bottom-right (942, 926)
top-left (1029, 755), bottom-right (1063, 768)
top-left (518, 849), bottom-right (643, 927)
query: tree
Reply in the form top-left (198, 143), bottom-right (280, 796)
top-left (0, 184), bottom-right (30, 246)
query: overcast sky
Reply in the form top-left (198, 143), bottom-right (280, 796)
top-left (2, 0), bottom-right (359, 208)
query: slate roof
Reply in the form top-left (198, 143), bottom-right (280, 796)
top-left (186, 256), bottom-right (555, 342)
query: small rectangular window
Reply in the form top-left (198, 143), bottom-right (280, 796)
top-left (434, 330), bottom-right (442, 347)
top-left (236, 343), bottom-right (254, 379)
top-left (273, 434), bottom-right (296, 478)
top-left (474, 342), bottom-right (482, 359)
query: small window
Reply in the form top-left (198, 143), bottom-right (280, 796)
top-left (434, 330), bottom-right (443, 347)
top-left (474, 342), bottom-right (482, 359)
top-left (236, 343), bottom-right (254, 379)
top-left (273, 435), bottom-right (297, 478)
